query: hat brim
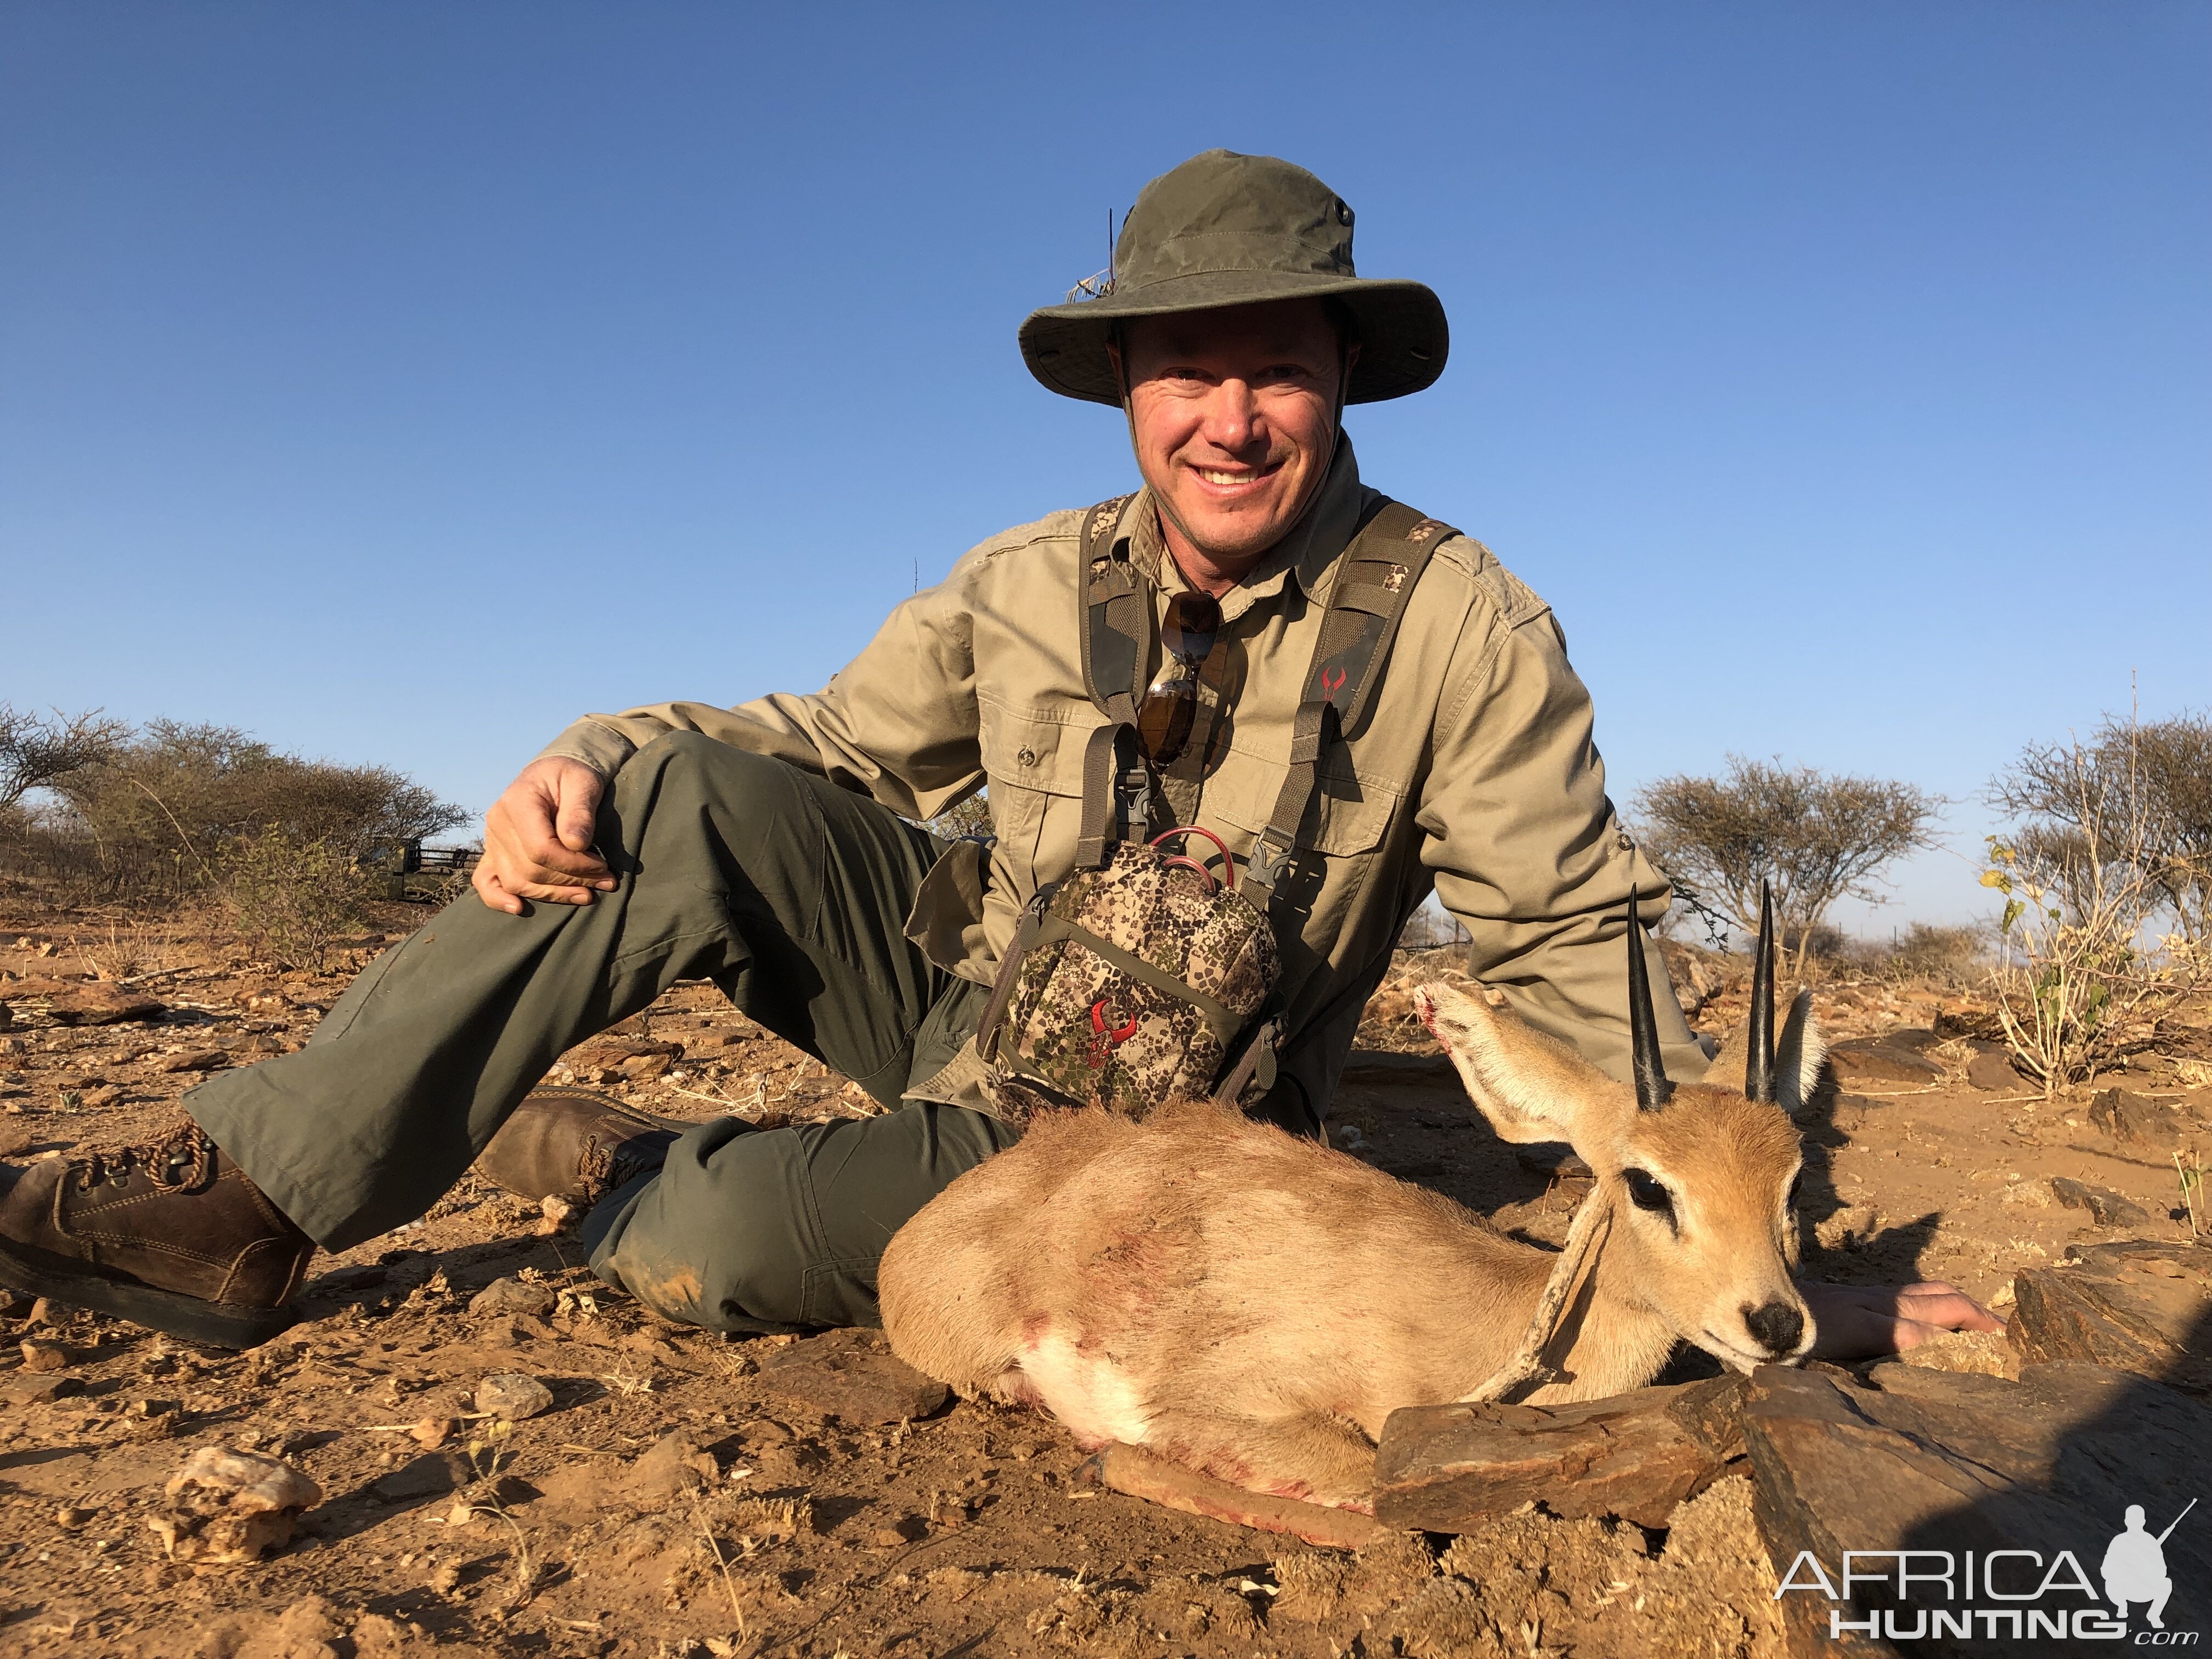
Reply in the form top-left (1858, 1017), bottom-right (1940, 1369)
top-left (1019, 269), bottom-right (1448, 406)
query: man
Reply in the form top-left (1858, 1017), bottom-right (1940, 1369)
top-left (0, 150), bottom-right (1994, 1358)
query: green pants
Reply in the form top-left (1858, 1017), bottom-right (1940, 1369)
top-left (188, 732), bottom-right (1017, 1333)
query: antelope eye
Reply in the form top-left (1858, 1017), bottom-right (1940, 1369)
top-left (1787, 1171), bottom-right (1805, 1211)
top-left (1624, 1168), bottom-right (1673, 1215)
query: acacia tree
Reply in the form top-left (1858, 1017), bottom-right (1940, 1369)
top-left (1632, 757), bottom-right (1941, 978)
top-left (0, 703), bottom-right (130, 816)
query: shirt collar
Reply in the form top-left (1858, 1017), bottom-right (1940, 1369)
top-left (1119, 436), bottom-right (1376, 617)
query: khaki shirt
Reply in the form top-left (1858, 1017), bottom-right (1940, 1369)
top-left (540, 439), bottom-right (1706, 1121)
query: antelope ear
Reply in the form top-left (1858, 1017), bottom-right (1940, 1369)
top-left (1775, 990), bottom-right (1825, 1116)
top-left (1413, 982), bottom-right (1630, 1148)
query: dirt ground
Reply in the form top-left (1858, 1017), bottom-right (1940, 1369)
top-left (1, 912), bottom-right (2205, 1658)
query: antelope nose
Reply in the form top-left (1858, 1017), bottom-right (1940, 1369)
top-left (1743, 1300), bottom-right (1805, 1357)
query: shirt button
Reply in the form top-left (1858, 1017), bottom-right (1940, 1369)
top-left (1616, 832), bottom-right (1635, 851)
top-left (1017, 747), bottom-right (1037, 769)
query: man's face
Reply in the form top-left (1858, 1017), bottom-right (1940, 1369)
top-left (1117, 299), bottom-right (1348, 568)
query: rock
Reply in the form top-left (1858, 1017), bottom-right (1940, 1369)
top-left (5, 1373), bottom-right (82, 1405)
top-left (1811, 1204), bottom-right (1883, 1251)
top-left (1374, 1376), bottom-right (1744, 1532)
top-left (755, 1327), bottom-right (950, 1424)
top-left (625, 1429), bottom-right (720, 1502)
top-left (1966, 1048), bottom-right (2024, 1091)
top-left (78, 1084), bottom-right (123, 1108)
top-left (43, 985), bottom-right (165, 1026)
top-left (2048, 1175), bottom-right (2153, 1228)
top-left (2089, 1086), bottom-right (2185, 1148)
top-left (149, 1445), bottom-right (321, 1563)
top-left (409, 1416), bottom-right (453, 1449)
top-left (1741, 1361), bottom-right (2211, 1654)
top-left (1824, 1037), bottom-right (1945, 1087)
top-left (466, 1277), bottom-right (558, 1318)
top-left (0, 1001), bottom-right (10, 1031)
top-left (475, 1373), bottom-right (554, 1421)
top-left (1895, 1328), bottom-right (2017, 1378)
top-left (156, 1049), bottom-right (230, 1074)
top-left (19, 1339), bottom-right (70, 1374)
top-left (2009, 1239), bottom-right (2212, 1395)
top-left (0, 1122), bottom-right (31, 1159)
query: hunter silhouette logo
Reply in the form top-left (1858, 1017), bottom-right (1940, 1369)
top-left (2106, 1500), bottom-right (2194, 1631)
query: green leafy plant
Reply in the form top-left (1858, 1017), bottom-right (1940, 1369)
top-left (221, 828), bottom-right (381, 972)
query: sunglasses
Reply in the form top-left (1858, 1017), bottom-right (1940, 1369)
top-left (1136, 592), bottom-right (1222, 768)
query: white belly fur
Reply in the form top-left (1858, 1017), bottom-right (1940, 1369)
top-left (1018, 1328), bottom-right (1150, 1449)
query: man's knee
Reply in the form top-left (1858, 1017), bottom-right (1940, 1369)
top-left (590, 1122), bottom-right (836, 1334)
top-left (609, 733), bottom-right (816, 857)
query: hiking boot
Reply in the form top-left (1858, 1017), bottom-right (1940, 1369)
top-left (0, 1120), bottom-right (312, 1348)
top-left (475, 1086), bottom-right (687, 1206)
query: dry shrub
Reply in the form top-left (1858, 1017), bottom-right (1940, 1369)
top-left (1983, 703), bottom-right (2206, 1094)
top-left (1881, 922), bottom-right (1988, 989)
top-left (2, 717), bottom-right (463, 910)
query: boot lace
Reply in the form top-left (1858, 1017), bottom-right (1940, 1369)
top-left (577, 1132), bottom-right (667, 1199)
top-left (69, 1121), bottom-right (217, 1194)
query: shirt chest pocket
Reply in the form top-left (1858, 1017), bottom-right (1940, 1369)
top-left (977, 697), bottom-right (1103, 896)
top-left (1201, 753), bottom-right (1401, 861)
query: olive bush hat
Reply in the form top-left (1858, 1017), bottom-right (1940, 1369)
top-left (1019, 149), bottom-right (1448, 407)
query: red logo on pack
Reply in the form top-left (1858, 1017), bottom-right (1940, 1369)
top-left (1087, 998), bottom-right (1139, 1068)
top-left (1321, 667), bottom-right (1346, 702)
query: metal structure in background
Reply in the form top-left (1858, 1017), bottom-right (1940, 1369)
top-left (367, 840), bottom-right (480, 902)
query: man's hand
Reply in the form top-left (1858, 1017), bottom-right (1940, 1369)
top-left (1801, 1279), bottom-right (2006, 1361)
top-left (473, 757), bottom-right (618, 915)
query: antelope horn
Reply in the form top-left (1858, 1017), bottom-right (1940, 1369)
top-left (1626, 887), bottom-right (1673, 1110)
top-left (1747, 879), bottom-right (1778, 1104)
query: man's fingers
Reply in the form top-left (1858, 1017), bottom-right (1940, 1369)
top-left (553, 768), bottom-right (605, 856)
top-left (473, 867), bottom-right (526, 916)
top-left (1898, 1288), bottom-right (2006, 1332)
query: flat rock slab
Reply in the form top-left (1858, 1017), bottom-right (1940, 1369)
top-left (40, 985), bottom-right (166, 1026)
top-left (2010, 1238), bottom-right (2212, 1395)
top-left (755, 1327), bottom-right (949, 1425)
top-left (1824, 1037), bottom-right (1945, 1087)
top-left (1966, 1049), bottom-right (2025, 1091)
top-left (1742, 1360), bottom-right (2212, 1657)
top-left (2048, 1175), bottom-right (2153, 1228)
top-left (1374, 1375), bottom-right (1744, 1531)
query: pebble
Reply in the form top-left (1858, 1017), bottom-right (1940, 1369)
top-left (467, 1276), bottom-right (558, 1318)
top-left (20, 1339), bottom-right (70, 1374)
top-left (475, 1373), bottom-right (554, 1421)
top-left (156, 1049), bottom-right (230, 1074)
top-left (410, 1415), bottom-right (455, 1449)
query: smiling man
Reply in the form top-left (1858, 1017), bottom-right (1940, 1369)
top-left (0, 150), bottom-right (1996, 1361)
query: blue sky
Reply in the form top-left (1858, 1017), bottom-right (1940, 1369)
top-left (4, 2), bottom-right (2207, 933)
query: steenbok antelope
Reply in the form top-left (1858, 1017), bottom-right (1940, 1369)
top-left (879, 889), bottom-right (1822, 1520)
